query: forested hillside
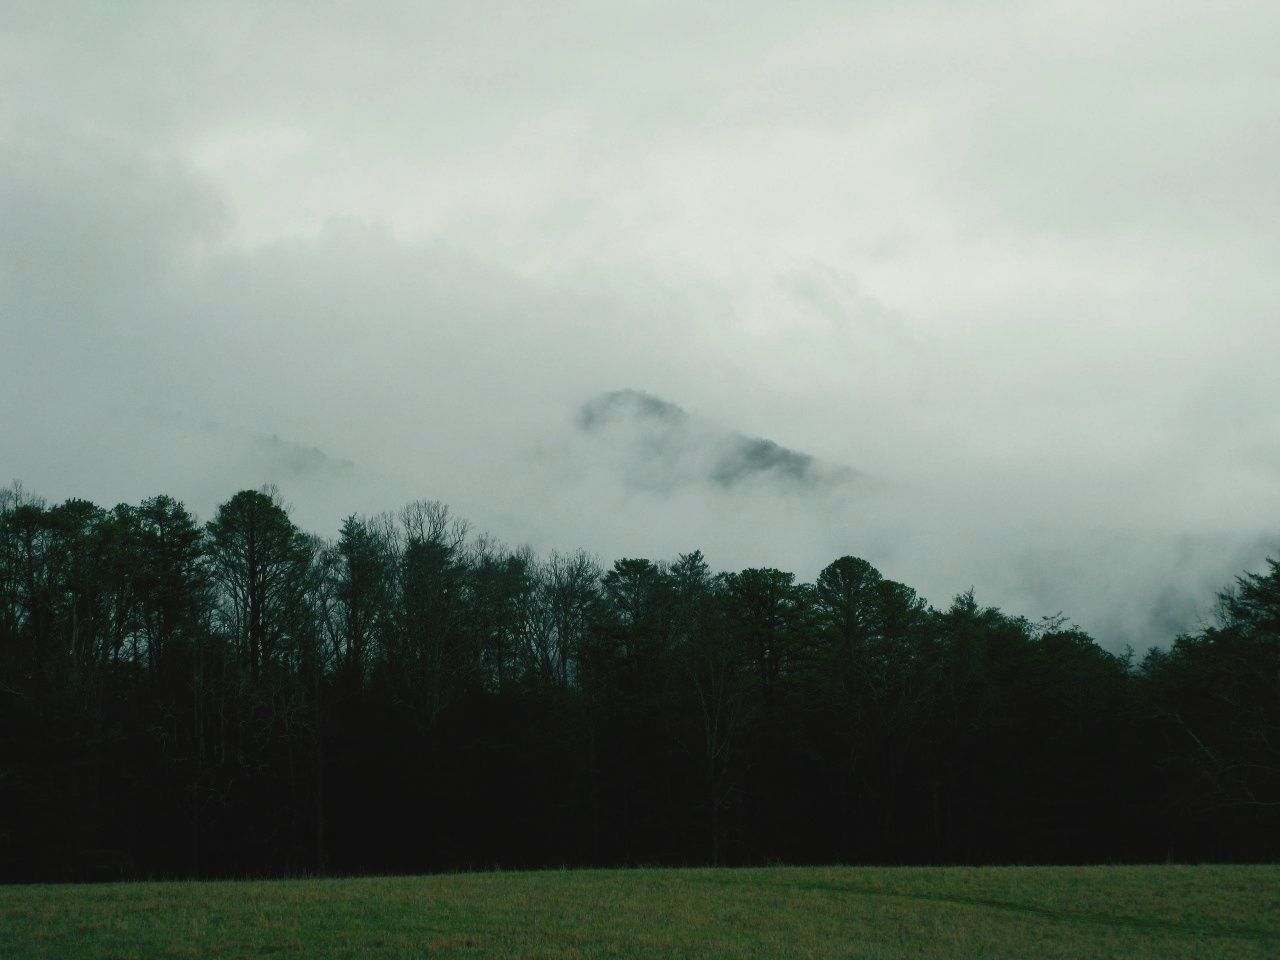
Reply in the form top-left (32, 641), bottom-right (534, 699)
top-left (1, 484), bottom-right (1276, 880)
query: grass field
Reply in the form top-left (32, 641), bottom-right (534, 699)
top-left (3, 865), bottom-right (1278, 959)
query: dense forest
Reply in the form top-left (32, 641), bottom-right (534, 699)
top-left (1, 483), bottom-right (1276, 881)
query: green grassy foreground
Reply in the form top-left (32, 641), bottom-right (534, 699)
top-left (3, 865), bottom-right (1278, 959)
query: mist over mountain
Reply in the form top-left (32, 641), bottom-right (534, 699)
top-left (4, 2), bottom-right (1279, 656)
top-left (576, 389), bottom-right (863, 494)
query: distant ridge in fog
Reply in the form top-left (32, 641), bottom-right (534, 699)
top-left (577, 389), bottom-right (863, 494)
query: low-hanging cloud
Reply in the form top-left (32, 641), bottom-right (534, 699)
top-left (577, 389), bottom-right (862, 494)
top-left (3, 1), bottom-right (1279, 651)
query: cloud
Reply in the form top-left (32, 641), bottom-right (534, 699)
top-left (251, 432), bottom-right (354, 480)
top-left (3, 1), bottom-right (1279, 650)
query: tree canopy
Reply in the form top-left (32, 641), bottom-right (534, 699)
top-left (0, 483), bottom-right (1276, 880)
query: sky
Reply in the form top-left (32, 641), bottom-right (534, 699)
top-left (3, 1), bottom-right (1279, 650)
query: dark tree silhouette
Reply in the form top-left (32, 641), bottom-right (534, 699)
top-left (1142, 559), bottom-right (1280, 859)
top-left (1, 481), bottom-right (1276, 879)
top-left (205, 488), bottom-right (314, 679)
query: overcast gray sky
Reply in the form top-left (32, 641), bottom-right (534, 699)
top-left (3, 1), bottom-right (1278, 649)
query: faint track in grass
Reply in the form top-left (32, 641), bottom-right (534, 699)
top-left (692, 874), bottom-right (1279, 943)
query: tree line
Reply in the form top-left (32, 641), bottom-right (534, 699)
top-left (1, 484), bottom-right (1276, 880)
